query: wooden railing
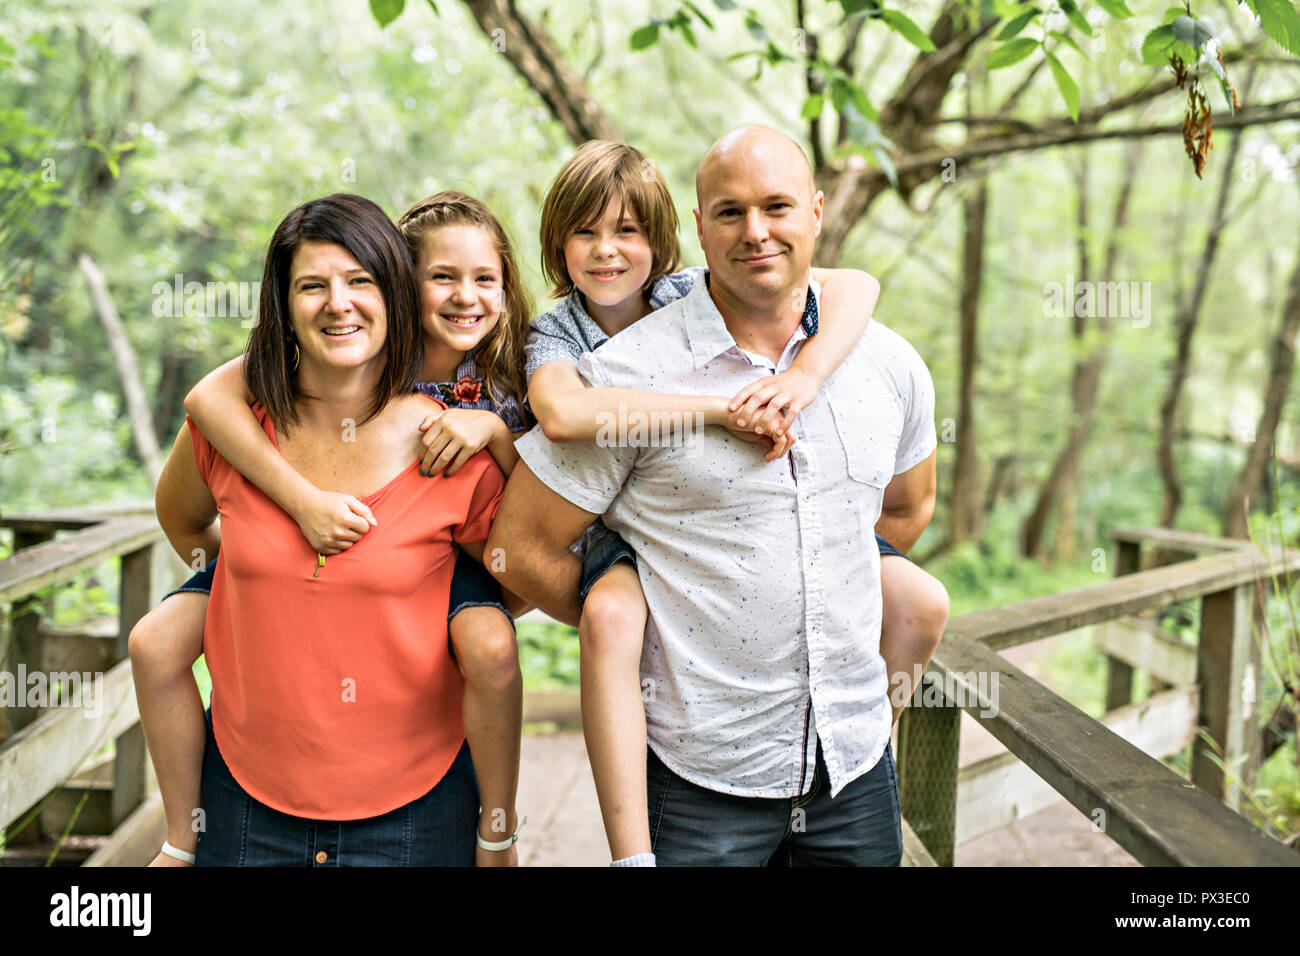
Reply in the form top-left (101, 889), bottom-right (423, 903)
top-left (5, 511), bottom-right (1296, 866)
top-left (897, 526), bottom-right (1300, 866)
top-left (0, 504), bottom-right (173, 865)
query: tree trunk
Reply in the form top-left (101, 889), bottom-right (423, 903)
top-left (1021, 143), bottom-right (1141, 557)
top-left (1222, 234), bottom-right (1300, 538)
top-left (950, 177), bottom-right (987, 543)
top-left (78, 254), bottom-right (163, 487)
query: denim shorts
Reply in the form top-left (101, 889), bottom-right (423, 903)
top-left (876, 533), bottom-right (906, 560)
top-left (646, 741), bottom-right (903, 867)
top-left (577, 521), bottom-right (637, 614)
top-left (164, 548), bottom-right (510, 626)
top-left (194, 707), bottom-right (479, 867)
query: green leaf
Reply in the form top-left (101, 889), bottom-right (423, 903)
top-left (830, 81), bottom-right (849, 114)
top-left (683, 1), bottom-right (715, 29)
top-left (881, 10), bottom-right (937, 50)
top-left (745, 12), bottom-right (769, 41)
top-left (1140, 23), bottom-right (1179, 65)
top-left (1045, 49), bottom-right (1080, 121)
top-left (872, 143), bottom-right (899, 189)
top-left (840, 0), bottom-right (883, 15)
top-left (713, 0), bottom-right (738, 9)
top-left (1057, 0), bottom-right (1094, 36)
top-left (1050, 28), bottom-right (1090, 59)
top-left (1171, 15), bottom-right (1215, 52)
top-left (997, 8), bottom-right (1041, 39)
top-left (1094, 0), bottom-right (1134, 18)
top-left (678, 22), bottom-right (699, 48)
top-left (369, 0), bottom-right (405, 28)
top-left (801, 93), bottom-right (825, 120)
top-left (424, 0), bottom-right (439, 15)
top-left (1247, 0), bottom-right (1300, 56)
top-left (986, 36), bottom-right (1040, 68)
top-left (1162, 6), bottom-right (1186, 22)
top-left (849, 81), bottom-right (880, 122)
top-left (630, 22), bottom-right (661, 50)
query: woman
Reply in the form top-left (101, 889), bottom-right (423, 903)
top-left (152, 193), bottom-right (509, 865)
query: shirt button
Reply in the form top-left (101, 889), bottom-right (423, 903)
top-left (315, 851), bottom-right (328, 864)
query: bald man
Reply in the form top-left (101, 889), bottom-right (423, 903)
top-left (489, 126), bottom-right (938, 866)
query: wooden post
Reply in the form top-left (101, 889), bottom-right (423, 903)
top-left (1103, 539), bottom-right (1141, 712)
top-left (896, 674), bottom-right (960, 866)
top-left (111, 545), bottom-right (154, 826)
top-left (5, 531), bottom-right (54, 738)
top-left (1191, 584), bottom-right (1259, 810)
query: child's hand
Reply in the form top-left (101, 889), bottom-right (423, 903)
top-left (719, 406), bottom-right (797, 462)
top-left (294, 489), bottom-right (377, 554)
top-left (418, 408), bottom-right (502, 477)
top-left (727, 367), bottom-right (819, 439)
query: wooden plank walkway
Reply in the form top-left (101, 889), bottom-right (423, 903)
top-left (517, 631), bottom-right (1143, 867)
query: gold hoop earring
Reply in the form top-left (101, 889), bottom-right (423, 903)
top-left (291, 340), bottom-right (300, 370)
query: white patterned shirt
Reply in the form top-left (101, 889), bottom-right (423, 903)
top-left (515, 270), bottom-right (937, 797)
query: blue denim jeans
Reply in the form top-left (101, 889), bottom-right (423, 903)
top-left (647, 741), bottom-right (903, 866)
top-left (194, 708), bottom-right (479, 867)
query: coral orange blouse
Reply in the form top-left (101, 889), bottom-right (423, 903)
top-left (190, 401), bottom-right (505, 820)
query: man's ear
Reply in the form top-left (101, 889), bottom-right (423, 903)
top-left (811, 190), bottom-right (824, 238)
top-left (693, 207), bottom-right (703, 243)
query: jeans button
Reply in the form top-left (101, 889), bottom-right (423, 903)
top-left (315, 851), bottom-right (328, 864)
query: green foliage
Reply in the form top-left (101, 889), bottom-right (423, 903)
top-left (516, 619), bottom-right (581, 689)
top-left (1245, 0), bottom-right (1300, 57)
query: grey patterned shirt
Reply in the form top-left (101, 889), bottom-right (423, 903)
top-left (524, 268), bottom-right (705, 380)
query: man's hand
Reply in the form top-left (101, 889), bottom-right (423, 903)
top-left (418, 408), bottom-right (504, 477)
top-left (292, 488), bottom-right (376, 554)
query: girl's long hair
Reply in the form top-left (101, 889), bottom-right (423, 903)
top-left (398, 191), bottom-right (533, 426)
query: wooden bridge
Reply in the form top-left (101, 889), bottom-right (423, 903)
top-left (1, 506), bottom-right (1297, 866)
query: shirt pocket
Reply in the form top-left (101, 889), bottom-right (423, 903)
top-left (830, 403), bottom-right (898, 489)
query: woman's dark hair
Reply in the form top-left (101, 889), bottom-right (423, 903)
top-left (245, 193), bottom-right (422, 433)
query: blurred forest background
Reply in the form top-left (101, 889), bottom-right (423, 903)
top-left (2, 0), bottom-right (1299, 836)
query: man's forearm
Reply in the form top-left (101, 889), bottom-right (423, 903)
top-left (487, 530), bottom-right (584, 627)
top-left (874, 508), bottom-right (929, 554)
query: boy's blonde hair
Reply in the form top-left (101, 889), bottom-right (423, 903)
top-left (540, 140), bottom-right (681, 300)
top-left (398, 190), bottom-right (533, 426)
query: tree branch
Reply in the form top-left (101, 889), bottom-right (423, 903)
top-left (462, 0), bottom-right (619, 144)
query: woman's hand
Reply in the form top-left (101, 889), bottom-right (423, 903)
top-left (727, 367), bottom-right (819, 440)
top-left (418, 408), bottom-right (503, 477)
top-left (291, 488), bottom-right (377, 554)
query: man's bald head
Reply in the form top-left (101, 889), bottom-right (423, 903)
top-left (696, 125), bottom-right (816, 209)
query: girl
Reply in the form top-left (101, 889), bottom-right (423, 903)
top-left (523, 140), bottom-right (950, 866)
top-left (129, 191), bottom-right (533, 866)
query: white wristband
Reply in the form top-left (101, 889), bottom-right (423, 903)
top-left (160, 841), bottom-right (196, 864)
top-left (476, 815), bottom-right (526, 851)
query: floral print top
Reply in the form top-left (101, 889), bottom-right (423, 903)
top-left (415, 350), bottom-right (527, 434)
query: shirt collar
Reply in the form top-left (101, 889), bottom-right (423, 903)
top-left (685, 271), bottom-right (822, 371)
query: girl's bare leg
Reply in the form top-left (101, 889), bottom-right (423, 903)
top-left (128, 592), bottom-right (207, 866)
top-left (449, 606), bottom-right (522, 867)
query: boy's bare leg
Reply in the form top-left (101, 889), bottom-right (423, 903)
top-left (128, 593), bottom-right (207, 867)
top-left (879, 556), bottom-right (951, 724)
top-left (449, 606), bottom-right (522, 867)
top-left (578, 562), bottom-right (651, 861)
